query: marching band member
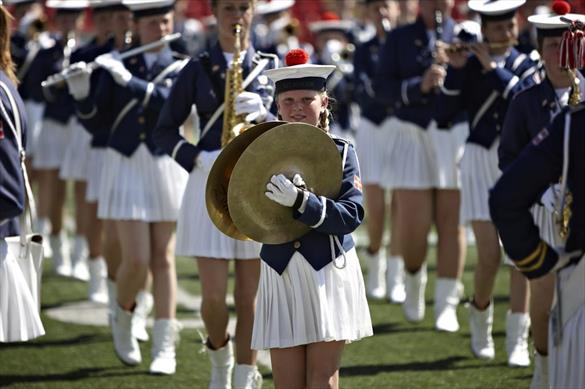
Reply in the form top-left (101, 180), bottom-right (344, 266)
top-left (23, 0), bottom-right (87, 277)
top-left (255, 47), bottom-right (373, 389)
top-left (0, 0), bottom-right (44, 343)
top-left (490, 100), bottom-right (585, 388)
top-left (374, 0), bottom-right (467, 333)
top-left (67, 0), bottom-right (188, 375)
top-left (436, 0), bottom-right (537, 365)
top-left (153, 0), bottom-right (275, 386)
top-left (353, 0), bottom-right (405, 302)
top-left (499, 3), bottom-right (584, 385)
top-left (252, 0), bottom-right (297, 59)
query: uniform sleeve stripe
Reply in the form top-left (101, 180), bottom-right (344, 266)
top-left (515, 241), bottom-right (544, 267)
top-left (519, 243), bottom-right (548, 272)
top-left (401, 80), bottom-right (410, 105)
top-left (503, 76), bottom-right (519, 99)
top-left (311, 196), bottom-right (327, 228)
top-left (171, 139), bottom-right (187, 160)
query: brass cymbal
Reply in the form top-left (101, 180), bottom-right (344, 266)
top-left (206, 121), bottom-right (287, 240)
top-left (228, 123), bottom-right (342, 244)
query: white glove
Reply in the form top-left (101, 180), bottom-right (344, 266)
top-left (64, 62), bottom-right (92, 100)
top-left (540, 184), bottom-right (562, 213)
top-left (235, 91), bottom-right (267, 123)
top-left (265, 174), bottom-right (302, 208)
top-left (95, 52), bottom-right (132, 87)
top-left (552, 247), bottom-right (583, 273)
top-left (196, 150), bottom-right (221, 171)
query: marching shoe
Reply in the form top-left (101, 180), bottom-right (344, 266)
top-left (386, 256), bottom-right (406, 304)
top-left (234, 364), bottom-right (262, 389)
top-left (365, 249), bottom-right (386, 300)
top-left (529, 352), bottom-right (549, 389)
top-left (112, 304), bottom-right (141, 366)
top-left (50, 232), bottom-right (71, 277)
top-left (37, 217), bottom-right (52, 258)
top-left (133, 290), bottom-right (153, 342)
top-left (506, 311), bottom-right (531, 367)
top-left (207, 337), bottom-right (234, 389)
top-left (70, 235), bottom-right (89, 281)
top-left (150, 319), bottom-right (182, 375)
top-left (434, 278), bottom-right (461, 332)
top-left (403, 265), bottom-right (427, 322)
top-left (87, 257), bottom-right (108, 304)
top-left (468, 301), bottom-right (495, 360)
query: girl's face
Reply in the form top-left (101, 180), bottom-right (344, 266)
top-left (136, 11), bottom-right (174, 45)
top-left (277, 89), bottom-right (328, 126)
top-left (214, 0), bottom-right (253, 42)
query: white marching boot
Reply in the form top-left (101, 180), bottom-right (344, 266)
top-left (434, 278), bottom-right (461, 332)
top-left (530, 352), bottom-right (549, 389)
top-left (50, 231), bottom-right (71, 277)
top-left (133, 290), bottom-right (153, 342)
top-left (87, 257), bottom-right (108, 304)
top-left (112, 304), bottom-right (142, 366)
top-left (37, 217), bottom-right (52, 258)
top-left (150, 319), bottom-right (182, 375)
top-left (70, 235), bottom-right (89, 281)
top-left (365, 250), bottom-right (386, 299)
top-left (234, 364), bottom-right (263, 389)
top-left (468, 302), bottom-right (495, 360)
top-left (207, 338), bottom-right (234, 389)
top-left (506, 311), bottom-right (531, 367)
top-left (403, 265), bottom-right (427, 322)
top-left (386, 256), bottom-right (406, 304)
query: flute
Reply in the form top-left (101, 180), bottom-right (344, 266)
top-left (41, 32), bottom-right (182, 89)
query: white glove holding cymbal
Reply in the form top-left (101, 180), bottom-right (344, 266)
top-left (235, 91), bottom-right (267, 123)
top-left (265, 174), bottom-right (307, 210)
top-left (95, 52), bottom-right (132, 87)
top-left (64, 62), bottom-right (92, 100)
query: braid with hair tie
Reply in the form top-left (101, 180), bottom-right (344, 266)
top-left (318, 108), bottom-right (330, 132)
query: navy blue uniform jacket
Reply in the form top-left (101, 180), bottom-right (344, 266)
top-left (154, 42), bottom-right (276, 172)
top-left (490, 104), bottom-right (585, 279)
top-left (76, 46), bottom-right (187, 157)
top-left (0, 71), bottom-right (27, 236)
top-left (261, 138), bottom-right (365, 275)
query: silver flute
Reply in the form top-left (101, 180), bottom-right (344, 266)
top-left (41, 32), bottom-right (182, 89)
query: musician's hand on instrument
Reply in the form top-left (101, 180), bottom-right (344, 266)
top-left (235, 91), bottom-right (268, 123)
top-left (265, 174), bottom-right (300, 208)
top-left (434, 41), bottom-right (449, 66)
top-left (540, 184), bottom-right (562, 213)
top-left (195, 150), bottom-right (221, 171)
top-left (64, 62), bottom-right (92, 100)
top-left (292, 174), bottom-right (307, 189)
top-left (468, 42), bottom-right (495, 71)
top-left (95, 53), bottom-right (132, 87)
top-left (421, 64), bottom-right (446, 93)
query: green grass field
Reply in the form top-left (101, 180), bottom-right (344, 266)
top-left (0, 232), bottom-right (533, 388)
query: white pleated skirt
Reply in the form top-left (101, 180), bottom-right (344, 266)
top-left (85, 148), bottom-right (105, 203)
top-left (252, 248), bottom-right (373, 350)
top-left (0, 240), bottom-right (45, 343)
top-left (59, 120), bottom-right (92, 181)
top-left (549, 262), bottom-right (585, 389)
top-left (460, 141), bottom-right (501, 224)
top-left (32, 118), bottom-right (72, 170)
top-left (97, 144), bottom-right (188, 222)
top-left (175, 163), bottom-right (261, 259)
top-left (428, 121), bottom-right (468, 189)
top-left (355, 117), bottom-right (395, 187)
top-left (23, 101), bottom-right (44, 157)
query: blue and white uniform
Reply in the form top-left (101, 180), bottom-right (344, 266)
top-left (0, 70), bottom-right (44, 342)
top-left (252, 137), bottom-right (373, 349)
top-left (154, 42), bottom-right (276, 258)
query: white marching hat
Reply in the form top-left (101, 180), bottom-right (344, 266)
top-left (88, 0), bottom-right (127, 9)
top-left (265, 49), bottom-right (335, 94)
top-left (528, 0), bottom-right (585, 32)
top-left (3, 0), bottom-right (37, 5)
top-left (309, 11), bottom-right (353, 34)
top-left (255, 0), bottom-right (294, 16)
top-left (122, 0), bottom-right (174, 17)
top-left (46, 0), bottom-right (89, 11)
top-left (468, 0), bottom-right (525, 20)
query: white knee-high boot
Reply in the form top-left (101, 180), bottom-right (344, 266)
top-left (150, 319), bottom-right (182, 375)
top-left (233, 364), bottom-right (262, 389)
top-left (207, 338), bottom-right (234, 389)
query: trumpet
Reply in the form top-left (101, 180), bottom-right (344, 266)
top-left (445, 40), bottom-right (519, 53)
top-left (41, 32), bottom-right (182, 89)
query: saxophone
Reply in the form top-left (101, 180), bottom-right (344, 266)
top-left (221, 24), bottom-right (251, 147)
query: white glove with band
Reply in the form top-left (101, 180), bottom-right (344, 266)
top-left (64, 62), bottom-right (92, 100)
top-left (265, 174), bottom-right (307, 211)
top-left (235, 91), bottom-right (267, 123)
top-left (540, 184), bottom-right (562, 213)
top-left (95, 52), bottom-right (132, 87)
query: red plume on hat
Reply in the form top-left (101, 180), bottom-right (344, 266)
top-left (558, 0), bottom-right (585, 70)
top-left (285, 49), bottom-right (310, 66)
top-left (552, 0), bottom-right (571, 16)
top-left (321, 11), bottom-right (340, 21)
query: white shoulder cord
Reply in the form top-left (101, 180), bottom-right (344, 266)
top-left (331, 142), bottom-right (350, 270)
